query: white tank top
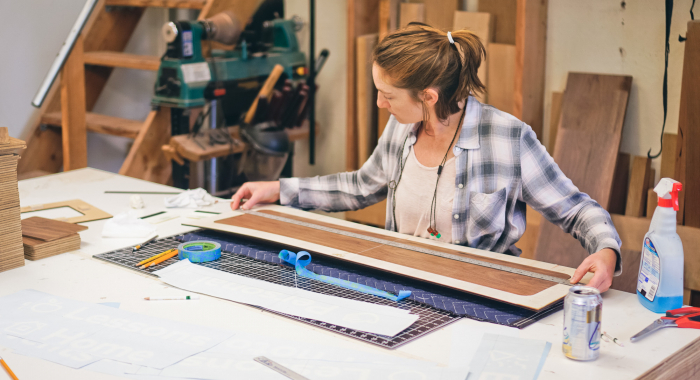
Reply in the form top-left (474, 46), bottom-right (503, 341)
top-left (394, 148), bottom-right (456, 242)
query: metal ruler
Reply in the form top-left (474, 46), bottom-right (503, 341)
top-left (245, 210), bottom-right (572, 286)
top-left (254, 356), bottom-right (309, 380)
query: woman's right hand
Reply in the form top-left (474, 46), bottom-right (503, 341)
top-left (230, 181), bottom-right (281, 210)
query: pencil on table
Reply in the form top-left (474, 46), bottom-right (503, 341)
top-left (0, 355), bottom-right (19, 380)
top-left (132, 235), bottom-right (159, 252)
top-left (135, 248), bottom-right (177, 267)
top-left (141, 249), bottom-right (179, 269)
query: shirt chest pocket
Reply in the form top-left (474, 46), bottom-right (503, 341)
top-left (467, 187), bottom-right (508, 248)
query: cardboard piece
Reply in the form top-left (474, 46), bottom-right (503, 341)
top-left (20, 199), bottom-right (112, 224)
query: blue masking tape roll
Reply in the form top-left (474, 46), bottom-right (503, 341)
top-left (178, 241), bottom-right (222, 263)
top-left (279, 250), bottom-right (411, 302)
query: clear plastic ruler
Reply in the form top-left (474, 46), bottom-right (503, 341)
top-left (245, 210), bottom-right (572, 285)
top-left (254, 356), bottom-right (309, 380)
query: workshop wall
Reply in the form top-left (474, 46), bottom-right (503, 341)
top-left (544, 0), bottom-right (694, 182)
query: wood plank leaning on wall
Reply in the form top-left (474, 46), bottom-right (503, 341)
top-left (534, 73), bottom-right (632, 270)
top-left (453, 12), bottom-right (493, 104)
top-left (675, 21), bottom-right (700, 227)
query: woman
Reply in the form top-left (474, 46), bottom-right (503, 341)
top-left (231, 23), bottom-right (622, 291)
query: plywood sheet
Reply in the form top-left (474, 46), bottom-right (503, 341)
top-left (453, 11), bottom-right (493, 103)
top-left (534, 73), bottom-right (632, 269)
top-left (608, 152), bottom-right (630, 215)
top-left (185, 205), bottom-right (589, 310)
top-left (660, 133), bottom-right (678, 180)
top-left (547, 91), bottom-right (563, 153)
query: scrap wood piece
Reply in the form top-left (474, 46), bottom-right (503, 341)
top-left (20, 199), bottom-right (112, 224)
top-left (478, 0), bottom-right (516, 44)
top-left (161, 144), bottom-right (185, 165)
top-left (625, 156), bottom-right (652, 217)
top-left (21, 216), bottom-right (87, 241)
top-left (660, 133), bottom-right (677, 180)
top-left (534, 73), bottom-right (632, 270)
top-left (547, 91), bottom-right (563, 153)
top-left (185, 205), bottom-right (587, 311)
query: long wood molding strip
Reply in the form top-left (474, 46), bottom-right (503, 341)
top-left (214, 211), bottom-right (569, 297)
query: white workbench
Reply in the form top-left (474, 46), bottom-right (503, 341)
top-left (0, 168), bottom-right (697, 379)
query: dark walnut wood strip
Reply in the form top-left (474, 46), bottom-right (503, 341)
top-left (216, 211), bottom-right (567, 297)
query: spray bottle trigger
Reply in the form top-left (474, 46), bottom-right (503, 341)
top-left (671, 182), bottom-right (683, 211)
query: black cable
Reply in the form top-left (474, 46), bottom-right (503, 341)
top-left (648, 0), bottom-right (674, 159)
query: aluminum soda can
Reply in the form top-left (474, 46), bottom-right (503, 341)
top-left (562, 285), bottom-right (602, 361)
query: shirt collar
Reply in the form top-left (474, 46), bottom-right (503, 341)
top-left (406, 96), bottom-right (481, 151)
top-left (455, 96), bottom-right (481, 151)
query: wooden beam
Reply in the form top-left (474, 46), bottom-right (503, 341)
top-left (399, 3), bottom-right (425, 28)
top-left (454, 12), bottom-right (493, 104)
top-left (356, 34), bottom-right (379, 166)
top-left (676, 21), bottom-right (700, 227)
top-left (514, 0), bottom-right (547, 140)
top-left (378, 0), bottom-right (399, 40)
top-left (119, 108), bottom-right (171, 184)
top-left (83, 51), bottom-right (160, 71)
top-left (60, 35), bottom-right (88, 171)
top-left (347, 0), bottom-right (380, 171)
top-left (42, 112), bottom-right (144, 139)
top-left (625, 156), bottom-right (651, 217)
top-left (487, 43), bottom-right (516, 114)
top-left (660, 133), bottom-right (678, 180)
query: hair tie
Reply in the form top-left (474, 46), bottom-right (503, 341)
top-left (447, 31), bottom-right (455, 44)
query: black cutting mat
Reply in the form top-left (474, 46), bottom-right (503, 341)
top-left (94, 233), bottom-right (460, 349)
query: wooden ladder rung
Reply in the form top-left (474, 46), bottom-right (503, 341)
top-left (42, 112), bottom-right (144, 139)
top-left (84, 51), bottom-right (160, 71)
top-left (105, 0), bottom-right (207, 9)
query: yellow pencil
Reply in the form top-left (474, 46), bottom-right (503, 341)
top-left (141, 249), bottom-right (179, 269)
top-left (0, 355), bottom-right (19, 380)
top-left (135, 248), bottom-right (177, 267)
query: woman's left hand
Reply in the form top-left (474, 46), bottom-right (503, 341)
top-left (569, 248), bottom-right (618, 292)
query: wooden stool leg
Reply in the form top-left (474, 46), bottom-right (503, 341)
top-left (60, 35), bottom-right (88, 170)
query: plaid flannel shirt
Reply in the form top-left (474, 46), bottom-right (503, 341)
top-left (281, 97), bottom-right (622, 273)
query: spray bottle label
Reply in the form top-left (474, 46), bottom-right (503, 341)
top-left (637, 237), bottom-right (660, 301)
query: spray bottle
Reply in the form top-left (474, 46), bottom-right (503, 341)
top-left (637, 178), bottom-right (684, 313)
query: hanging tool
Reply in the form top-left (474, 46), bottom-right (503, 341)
top-left (630, 307), bottom-right (700, 342)
top-left (244, 64), bottom-right (285, 124)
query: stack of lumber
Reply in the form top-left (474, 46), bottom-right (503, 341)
top-left (21, 217), bottom-right (87, 260)
top-left (0, 127), bottom-right (26, 273)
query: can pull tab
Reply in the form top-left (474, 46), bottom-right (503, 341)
top-left (655, 178), bottom-right (683, 211)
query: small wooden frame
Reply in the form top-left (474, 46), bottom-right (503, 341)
top-left (20, 199), bottom-right (112, 224)
top-left (185, 205), bottom-right (591, 310)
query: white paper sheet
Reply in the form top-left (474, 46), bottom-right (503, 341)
top-left (449, 322), bottom-right (520, 368)
top-left (0, 290), bottom-right (234, 369)
top-left (153, 260), bottom-right (418, 336)
top-left (468, 334), bottom-right (552, 380)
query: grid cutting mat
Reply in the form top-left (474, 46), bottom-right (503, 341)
top-left (94, 233), bottom-right (461, 349)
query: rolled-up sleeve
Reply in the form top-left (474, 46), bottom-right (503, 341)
top-left (518, 124), bottom-right (622, 275)
top-left (279, 121), bottom-right (399, 212)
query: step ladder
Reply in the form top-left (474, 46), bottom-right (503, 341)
top-left (18, 0), bottom-right (263, 184)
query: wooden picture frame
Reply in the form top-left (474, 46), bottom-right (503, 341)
top-left (20, 199), bottom-right (112, 224)
top-left (184, 205), bottom-right (592, 310)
